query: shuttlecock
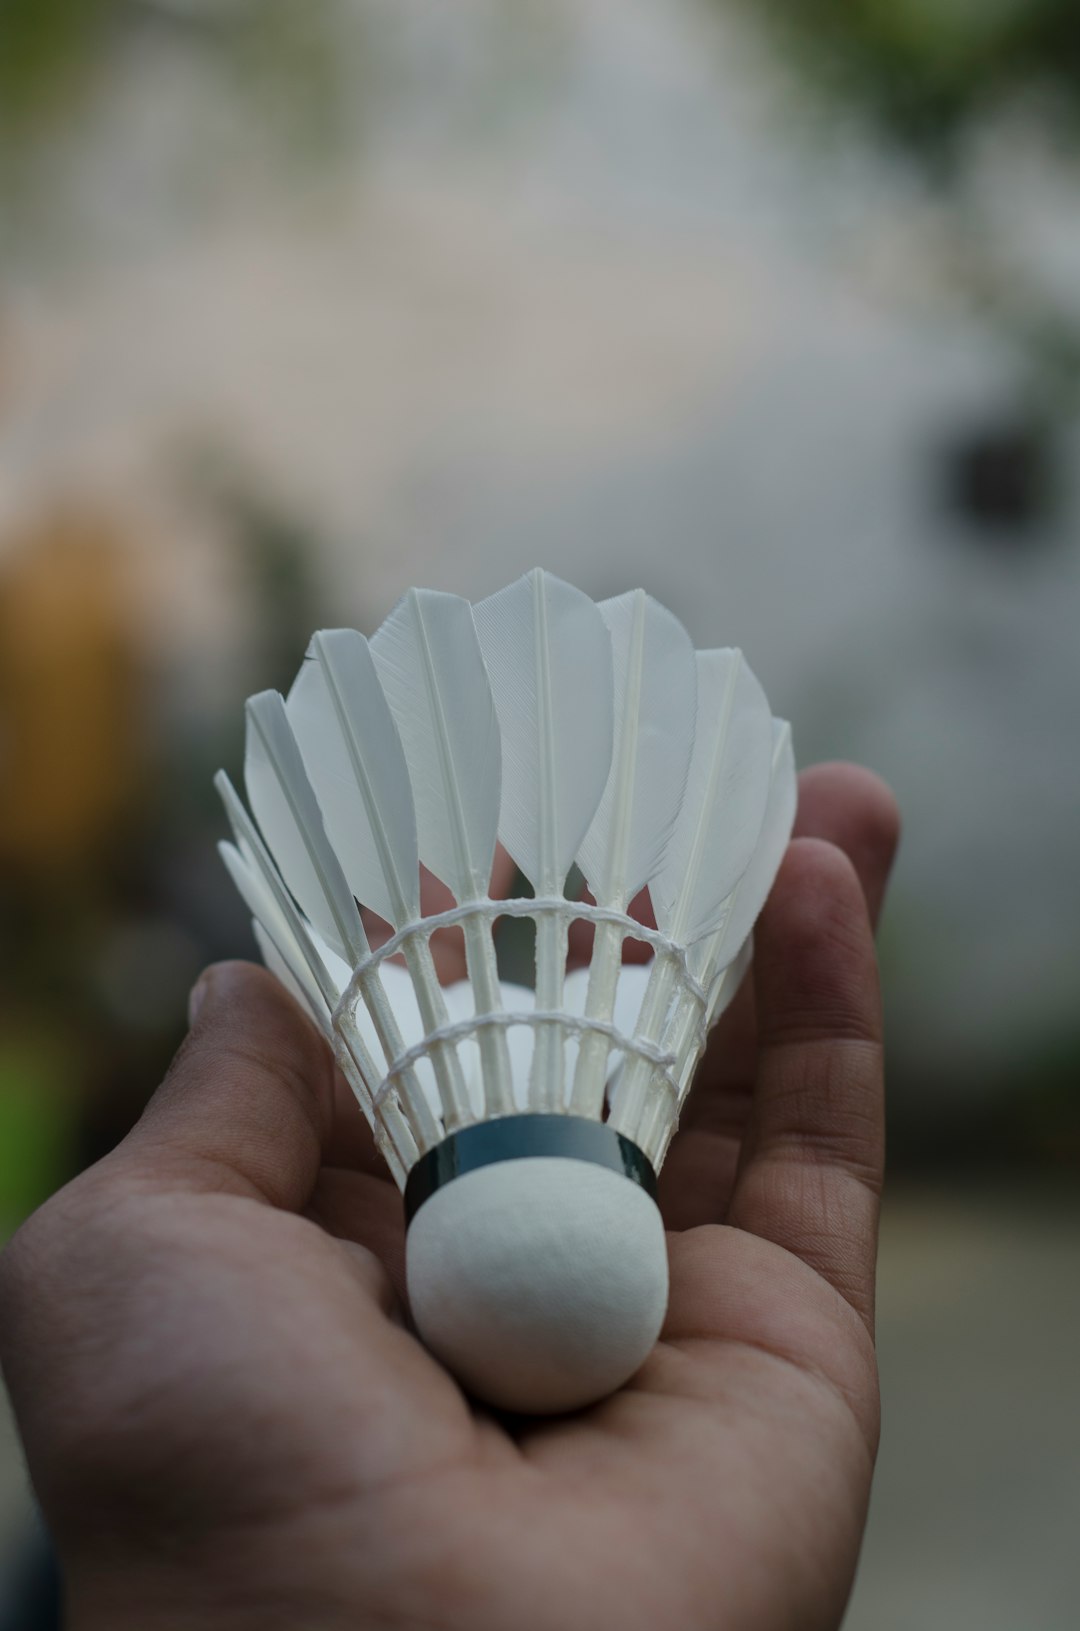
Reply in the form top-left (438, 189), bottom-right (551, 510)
top-left (216, 570), bottom-right (795, 1414)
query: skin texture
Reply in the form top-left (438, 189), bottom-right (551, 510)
top-left (0, 762), bottom-right (899, 1631)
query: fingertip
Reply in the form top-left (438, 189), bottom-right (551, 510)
top-left (187, 972), bottom-right (210, 1029)
top-left (182, 960), bottom-right (338, 1112)
top-left (756, 838), bottom-right (881, 1047)
top-left (765, 836), bottom-right (869, 937)
top-left (186, 960), bottom-right (322, 1038)
top-left (798, 759), bottom-right (899, 829)
top-left (186, 961), bottom-right (241, 1030)
top-left (134, 960), bottom-right (340, 1208)
top-left (795, 763), bottom-right (900, 925)
top-left (186, 959), bottom-right (271, 1020)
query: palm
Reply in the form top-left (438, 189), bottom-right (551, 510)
top-left (0, 764), bottom-right (896, 1631)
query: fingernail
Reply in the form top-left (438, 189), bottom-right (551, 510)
top-left (188, 973), bottom-right (211, 1028)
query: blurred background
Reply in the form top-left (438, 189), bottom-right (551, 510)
top-left (0, 0), bottom-right (1078, 1625)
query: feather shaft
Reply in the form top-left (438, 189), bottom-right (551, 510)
top-left (634, 721), bottom-right (796, 1158)
top-left (245, 691), bottom-right (367, 965)
top-left (474, 569), bottom-right (614, 1111)
top-left (531, 577), bottom-right (566, 1108)
top-left (289, 630), bottom-right (420, 926)
top-left (371, 590), bottom-right (513, 1116)
top-left (216, 768), bottom-right (440, 1153)
top-left (570, 590), bottom-right (695, 1115)
top-left (609, 651), bottom-right (773, 1142)
top-left (295, 629), bottom-right (473, 1127)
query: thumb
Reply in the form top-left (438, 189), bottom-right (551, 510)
top-left (118, 961), bottom-right (339, 1211)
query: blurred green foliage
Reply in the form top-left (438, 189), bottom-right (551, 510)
top-left (0, 1040), bottom-right (75, 1237)
top-left (0, 0), bottom-right (354, 155)
top-left (225, 0), bottom-right (355, 157)
top-left (750, 0), bottom-right (1080, 161)
top-left (0, 0), bottom-right (117, 133)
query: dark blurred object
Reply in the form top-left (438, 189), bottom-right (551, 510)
top-left (0, 1525), bottom-right (59, 1631)
top-left (888, 1024), bottom-right (1080, 1173)
top-left (942, 417), bottom-right (1058, 538)
top-left (748, 0), bottom-right (1080, 159)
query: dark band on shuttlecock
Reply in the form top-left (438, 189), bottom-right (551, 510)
top-left (403, 1113), bottom-right (657, 1226)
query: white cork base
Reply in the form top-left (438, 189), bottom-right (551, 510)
top-left (406, 1154), bottom-right (668, 1415)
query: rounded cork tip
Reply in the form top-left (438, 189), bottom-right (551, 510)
top-left (406, 1153), bottom-right (669, 1415)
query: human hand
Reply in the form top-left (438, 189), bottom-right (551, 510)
top-left (0, 762), bottom-right (898, 1631)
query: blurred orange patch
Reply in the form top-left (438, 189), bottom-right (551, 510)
top-left (0, 508), bottom-right (142, 870)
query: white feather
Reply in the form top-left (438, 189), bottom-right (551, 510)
top-left (473, 569), bottom-right (614, 1108)
top-left (569, 589), bottom-right (696, 1113)
top-left (709, 933), bottom-right (754, 1026)
top-left (650, 649), bottom-right (774, 947)
top-left (632, 722), bottom-right (796, 1163)
top-left (244, 690), bottom-right (366, 963)
top-left (220, 756), bottom-right (442, 1154)
top-left (252, 918), bottom-right (329, 1033)
top-left (607, 650), bottom-right (774, 1139)
top-left (369, 588), bottom-right (513, 1117)
top-left (697, 718), bottom-right (797, 979)
top-left (219, 840), bottom-right (330, 1019)
top-left (287, 629), bottom-right (420, 929)
top-left (370, 588), bottom-right (500, 904)
top-left (216, 782), bottom-right (402, 1153)
top-left (215, 769), bottom-right (343, 1012)
top-left (472, 568), bottom-right (614, 896)
top-left (289, 624), bottom-right (475, 1127)
top-left (577, 589), bottom-right (697, 908)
